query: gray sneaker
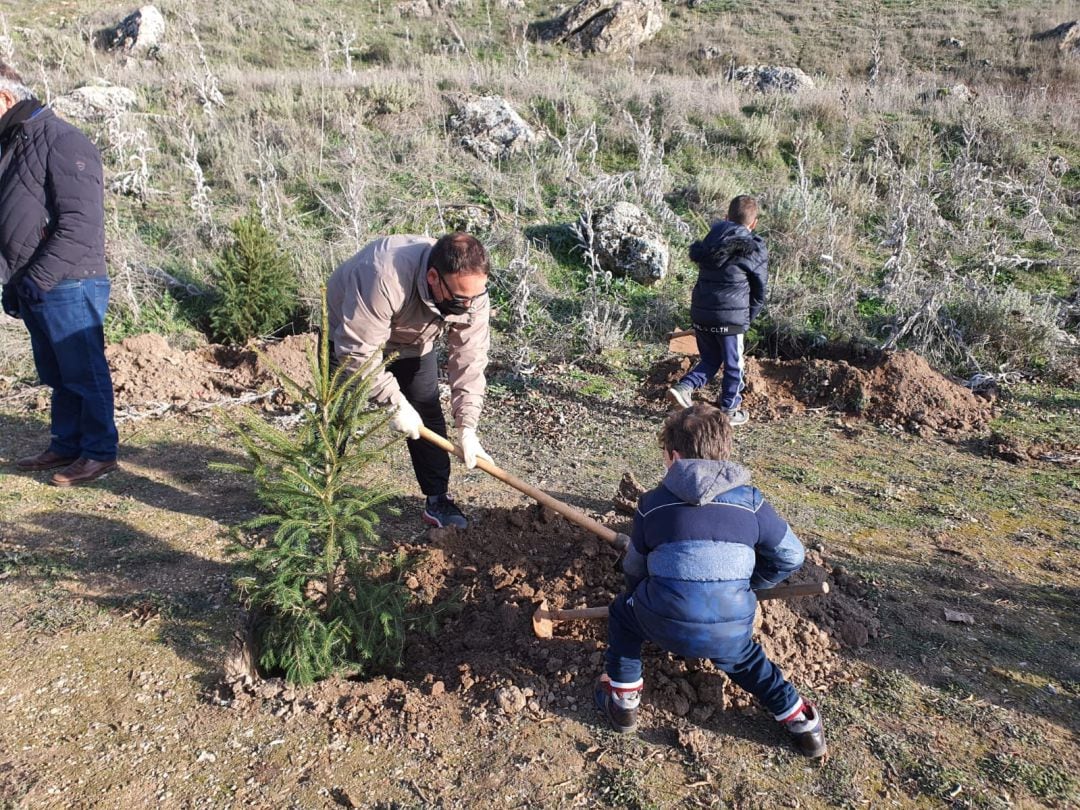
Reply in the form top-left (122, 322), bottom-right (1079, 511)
top-left (666, 384), bottom-right (693, 409)
top-left (422, 494), bottom-right (468, 529)
top-left (723, 408), bottom-right (749, 426)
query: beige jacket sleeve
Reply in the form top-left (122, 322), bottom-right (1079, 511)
top-left (446, 298), bottom-right (490, 430)
top-left (331, 272), bottom-right (404, 406)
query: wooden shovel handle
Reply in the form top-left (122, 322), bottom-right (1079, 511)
top-left (418, 426), bottom-right (628, 549)
top-left (545, 606), bottom-right (610, 622)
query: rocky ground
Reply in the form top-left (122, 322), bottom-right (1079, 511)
top-left (1, 335), bottom-right (1078, 808)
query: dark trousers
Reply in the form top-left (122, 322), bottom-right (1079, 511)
top-left (19, 278), bottom-right (118, 461)
top-left (389, 351), bottom-right (450, 496)
top-left (678, 331), bottom-right (745, 411)
top-left (604, 592), bottom-right (800, 718)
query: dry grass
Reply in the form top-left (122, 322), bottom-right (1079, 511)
top-left (0, 0), bottom-right (1074, 373)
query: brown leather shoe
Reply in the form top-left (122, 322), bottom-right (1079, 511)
top-left (50, 458), bottom-right (118, 487)
top-left (16, 449), bottom-right (79, 472)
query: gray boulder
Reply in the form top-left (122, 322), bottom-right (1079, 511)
top-left (537, 0), bottom-right (664, 54)
top-left (98, 5), bottom-right (165, 53)
top-left (587, 201), bottom-right (669, 285)
top-left (396, 1), bottom-right (433, 17)
top-left (732, 64), bottom-right (814, 94)
top-left (449, 95), bottom-right (541, 161)
top-left (51, 82), bottom-right (138, 121)
top-left (920, 83), bottom-right (977, 103)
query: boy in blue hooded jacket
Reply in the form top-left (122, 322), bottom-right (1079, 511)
top-left (595, 404), bottom-right (826, 758)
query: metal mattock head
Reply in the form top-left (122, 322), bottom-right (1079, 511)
top-left (531, 599), bottom-right (554, 639)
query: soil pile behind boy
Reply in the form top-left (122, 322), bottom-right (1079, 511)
top-left (595, 403), bottom-right (827, 758)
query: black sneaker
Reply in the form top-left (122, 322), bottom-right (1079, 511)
top-left (783, 703), bottom-right (827, 758)
top-left (594, 675), bottom-right (640, 734)
top-left (422, 494), bottom-right (468, 529)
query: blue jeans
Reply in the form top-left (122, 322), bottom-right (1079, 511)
top-left (678, 331), bottom-right (745, 411)
top-left (604, 593), bottom-right (800, 717)
top-left (19, 278), bottom-right (118, 462)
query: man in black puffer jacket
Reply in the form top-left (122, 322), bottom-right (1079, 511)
top-left (667, 196), bottom-right (767, 425)
top-left (0, 63), bottom-right (117, 485)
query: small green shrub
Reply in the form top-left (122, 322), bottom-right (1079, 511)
top-left (360, 82), bottom-right (417, 116)
top-left (209, 209), bottom-right (297, 345)
top-left (945, 283), bottom-right (1067, 374)
top-left (736, 114), bottom-right (780, 163)
top-left (217, 307), bottom-right (421, 685)
top-left (104, 290), bottom-right (204, 346)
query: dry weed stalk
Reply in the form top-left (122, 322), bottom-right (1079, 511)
top-left (106, 111), bottom-right (153, 200)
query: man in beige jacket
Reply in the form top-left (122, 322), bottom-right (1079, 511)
top-left (327, 232), bottom-right (492, 528)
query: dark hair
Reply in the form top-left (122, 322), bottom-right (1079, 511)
top-left (727, 195), bottom-right (758, 226)
top-left (0, 62), bottom-right (24, 84)
top-left (660, 403), bottom-right (733, 460)
top-left (429, 232), bottom-right (490, 277)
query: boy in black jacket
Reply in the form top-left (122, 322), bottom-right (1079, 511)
top-left (668, 196), bottom-right (767, 426)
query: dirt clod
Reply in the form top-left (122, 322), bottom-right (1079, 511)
top-left (613, 471), bottom-right (646, 514)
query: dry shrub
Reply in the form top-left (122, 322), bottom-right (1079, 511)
top-left (0, 318), bottom-right (33, 381)
top-left (945, 282), bottom-right (1072, 375)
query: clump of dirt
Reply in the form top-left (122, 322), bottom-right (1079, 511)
top-left (106, 332), bottom-right (316, 407)
top-left (986, 430), bottom-right (1080, 466)
top-left (226, 505), bottom-right (879, 735)
top-left (649, 350), bottom-right (994, 435)
top-left (613, 472), bottom-right (646, 515)
top-left (644, 356), bottom-right (691, 398)
top-left (258, 334), bottom-right (316, 391)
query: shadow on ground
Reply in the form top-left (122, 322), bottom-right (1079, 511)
top-left (0, 411), bottom-right (260, 686)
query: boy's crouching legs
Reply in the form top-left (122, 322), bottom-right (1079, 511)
top-left (713, 640), bottom-right (827, 758)
top-left (596, 594), bottom-right (647, 733)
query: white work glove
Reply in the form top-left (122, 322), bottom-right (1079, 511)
top-left (389, 400), bottom-right (422, 440)
top-left (460, 427), bottom-right (492, 470)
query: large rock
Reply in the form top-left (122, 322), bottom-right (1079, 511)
top-left (396, 0), bottom-right (433, 16)
top-left (448, 95), bottom-right (541, 161)
top-left (1034, 21), bottom-right (1080, 55)
top-left (398, 0), bottom-right (480, 13)
top-left (919, 83), bottom-right (977, 103)
top-left (586, 201), bottom-right (669, 285)
top-left (732, 65), bottom-right (814, 94)
top-left (97, 5), bottom-right (165, 53)
top-left (536, 0), bottom-right (664, 54)
top-left (51, 82), bottom-right (138, 121)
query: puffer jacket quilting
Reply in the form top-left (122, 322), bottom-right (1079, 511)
top-left (0, 108), bottom-right (106, 290)
top-left (688, 220), bottom-right (768, 333)
top-left (622, 459), bottom-right (804, 659)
